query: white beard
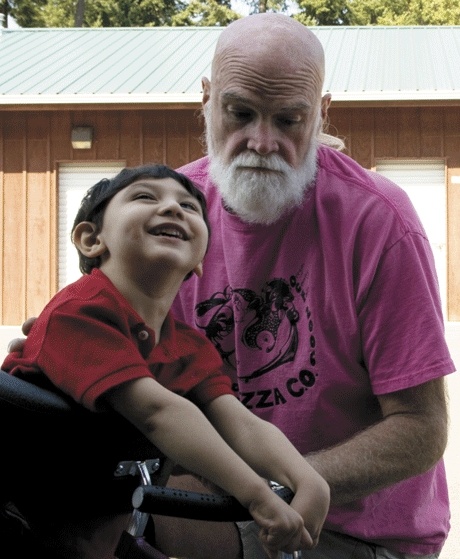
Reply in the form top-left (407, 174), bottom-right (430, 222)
top-left (205, 108), bottom-right (319, 225)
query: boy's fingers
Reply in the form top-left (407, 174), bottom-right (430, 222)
top-left (264, 548), bottom-right (279, 559)
top-left (260, 526), bottom-right (311, 554)
top-left (299, 527), bottom-right (315, 549)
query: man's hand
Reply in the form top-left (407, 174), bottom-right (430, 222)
top-left (7, 317), bottom-right (36, 353)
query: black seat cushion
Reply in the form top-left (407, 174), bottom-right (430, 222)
top-left (0, 370), bottom-right (164, 521)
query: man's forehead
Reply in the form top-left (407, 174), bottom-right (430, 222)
top-left (213, 53), bottom-right (323, 104)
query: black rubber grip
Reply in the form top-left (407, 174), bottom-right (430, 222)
top-left (132, 485), bottom-right (294, 522)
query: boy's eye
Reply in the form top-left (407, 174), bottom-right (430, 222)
top-left (181, 201), bottom-right (200, 212)
top-left (134, 193), bottom-right (155, 200)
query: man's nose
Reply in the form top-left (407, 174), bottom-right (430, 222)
top-left (246, 121), bottom-right (279, 155)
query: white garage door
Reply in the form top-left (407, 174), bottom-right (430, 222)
top-left (58, 162), bottom-right (125, 290)
top-left (375, 159), bottom-right (447, 316)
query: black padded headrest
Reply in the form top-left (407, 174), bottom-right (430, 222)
top-left (0, 369), bottom-right (164, 519)
top-left (0, 370), bottom-right (73, 416)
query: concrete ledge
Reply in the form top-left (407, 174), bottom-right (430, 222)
top-left (0, 325), bottom-right (23, 360)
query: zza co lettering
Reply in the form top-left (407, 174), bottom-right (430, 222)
top-left (234, 369), bottom-right (317, 410)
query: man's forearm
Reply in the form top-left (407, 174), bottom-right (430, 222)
top-left (306, 379), bottom-right (448, 506)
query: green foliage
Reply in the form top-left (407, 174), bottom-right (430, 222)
top-left (85, 0), bottom-right (186, 27)
top-left (294, 0), bottom-right (460, 25)
top-left (364, 0), bottom-right (460, 25)
top-left (40, 0), bottom-right (76, 26)
top-left (8, 0), bottom-right (49, 27)
top-left (7, 0), bottom-right (460, 27)
top-left (171, 0), bottom-right (239, 26)
top-left (245, 0), bottom-right (290, 15)
top-left (294, 0), bottom-right (352, 25)
top-left (8, 0), bottom-right (239, 27)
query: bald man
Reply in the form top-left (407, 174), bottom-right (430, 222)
top-left (165, 12), bottom-right (453, 559)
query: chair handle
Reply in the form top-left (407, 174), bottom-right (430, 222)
top-left (132, 484), bottom-right (294, 522)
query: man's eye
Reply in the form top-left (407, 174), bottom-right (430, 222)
top-left (228, 107), bottom-right (252, 121)
top-left (134, 193), bottom-right (155, 200)
top-left (279, 116), bottom-right (302, 127)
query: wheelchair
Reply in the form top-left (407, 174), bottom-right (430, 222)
top-left (0, 369), bottom-right (295, 559)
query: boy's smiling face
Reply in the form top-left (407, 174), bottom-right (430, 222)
top-left (89, 177), bottom-right (209, 282)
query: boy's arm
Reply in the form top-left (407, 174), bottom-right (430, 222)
top-left (104, 377), bottom-right (313, 555)
top-left (203, 394), bottom-right (330, 542)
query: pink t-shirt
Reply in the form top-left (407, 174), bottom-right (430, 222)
top-left (174, 146), bottom-right (456, 554)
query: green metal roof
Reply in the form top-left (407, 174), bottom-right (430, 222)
top-left (1, 25), bottom-right (459, 106)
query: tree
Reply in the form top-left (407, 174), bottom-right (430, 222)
top-left (171, 0), bottom-right (239, 25)
top-left (74, 0), bottom-right (85, 25)
top-left (364, 0), bottom-right (460, 25)
top-left (8, 0), bottom-right (460, 27)
top-left (294, 0), bottom-right (352, 24)
top-left (7, 0), bottom-right (240, 27)
top-left (246, 0), bottom-right (291, 14)
top-left (8, 0), bottom-right (49, 27)
top-left (83, 0), bottom-right (182, 27)
top-left (294, 0), bottom-right (460, 25)
top-left (1, 0), bottom-right (8, 25)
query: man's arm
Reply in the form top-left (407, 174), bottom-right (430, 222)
top-left (306, 377), bottom-right (448, 506)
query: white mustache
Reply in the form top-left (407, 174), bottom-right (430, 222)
top-left (232, 153), bottom-right (289, 173)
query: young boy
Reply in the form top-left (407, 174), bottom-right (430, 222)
top-left (3, 164), bottom-right (329, 558)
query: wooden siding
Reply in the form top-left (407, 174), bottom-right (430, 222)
top-left (333, 106), bottom-right (460, 321)
top-left (1, 106), bottom-right (460, 324)
top-left (0, 108), bottom-right (205, 325)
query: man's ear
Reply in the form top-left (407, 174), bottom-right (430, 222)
top-left (202, 77), bottom-right (211, 107)
top-left (72, 222), bottom-right (107, 258)
top-left (192, 261), bottom-right (204, 278)
top-left (321, 93), bottom-right (332, 120)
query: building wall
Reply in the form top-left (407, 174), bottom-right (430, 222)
top-left (0, 108), bottom-right (204, 325)
top-left (1, 105), bottom-right (460, 324)
top-left (333, 105), bottom-right (460, 321)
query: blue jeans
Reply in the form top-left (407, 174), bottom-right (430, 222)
top-left (237, 522), bottom-right (440, 559)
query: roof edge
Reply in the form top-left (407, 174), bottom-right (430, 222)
top-left (330, 91), bottom-right (460, 102)
top-left (0, 93), bottom-right (203, 105)
top-left (2, 91), bottom-right (460, 106)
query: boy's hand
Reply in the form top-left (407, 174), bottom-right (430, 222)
top-left (248, 489), bottom-right (312, 558)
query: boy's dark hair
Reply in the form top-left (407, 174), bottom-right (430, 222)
top-left (72, 164), bottom-right (211, 276)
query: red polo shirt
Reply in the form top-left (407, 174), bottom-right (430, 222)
top-left (3, 269), bottom-right (234, 411)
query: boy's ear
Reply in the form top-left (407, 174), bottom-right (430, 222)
top-left (72, 222), bottom-right (107, 258)
top-left (192, 261), bottom-right (204, 278)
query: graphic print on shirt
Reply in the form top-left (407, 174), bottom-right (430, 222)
top-left (195, 277), bottom-right (316, 397)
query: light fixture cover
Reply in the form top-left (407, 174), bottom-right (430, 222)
top-left (71, 126), bottom-right (93, 149)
